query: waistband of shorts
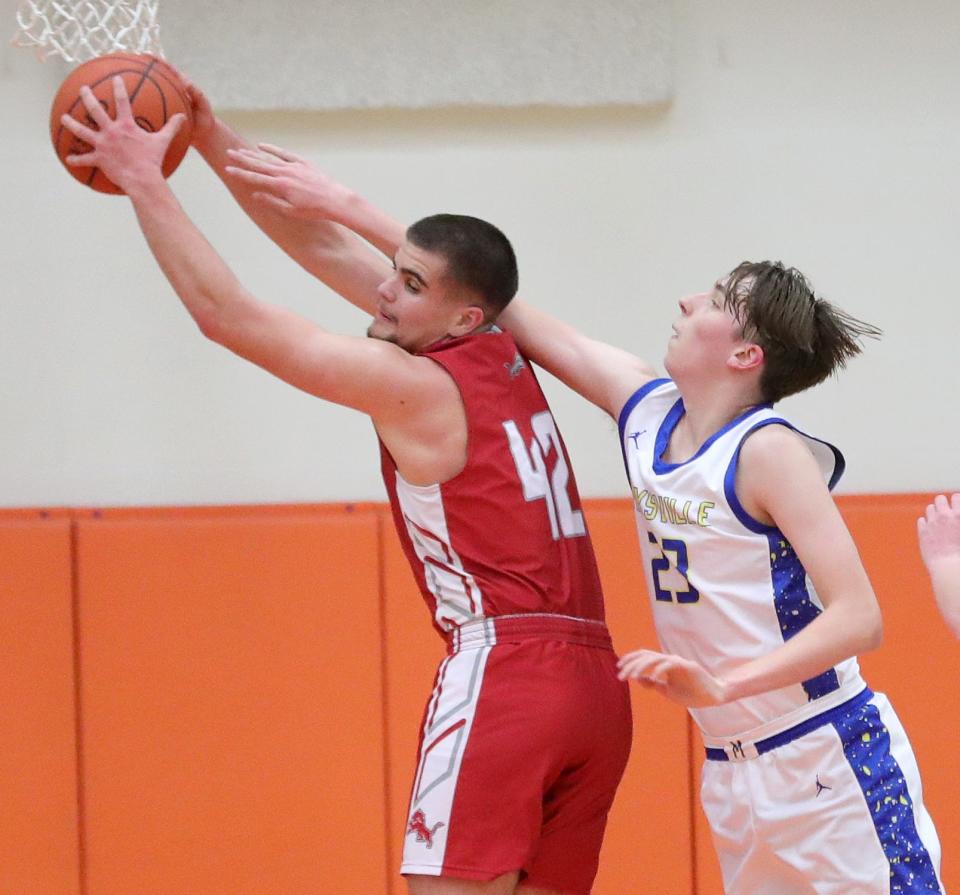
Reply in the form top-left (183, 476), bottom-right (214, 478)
top-left (704, 686), bottom-right (873, 762)
top-left (446, 613), bottom-right (613, 654)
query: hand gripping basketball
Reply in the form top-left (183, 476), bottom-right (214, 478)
top-left (59, 75), bottom-right (188, 195)
top-left (51, 53), bottom-right (194, 194)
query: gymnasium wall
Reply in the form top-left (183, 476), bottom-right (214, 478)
top-left (1, 495), bottom-right (956, 895)
top-left (2, 0), bottom-right (959, 507)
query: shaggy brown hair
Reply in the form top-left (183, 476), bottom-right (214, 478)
top-left (721, 261), bottom-right (881, 403)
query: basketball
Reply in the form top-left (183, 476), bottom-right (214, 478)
top-left (50, 53), bottom-right (194, 194)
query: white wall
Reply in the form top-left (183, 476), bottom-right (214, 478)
top-left (2, 0), bottom-right (958, 507)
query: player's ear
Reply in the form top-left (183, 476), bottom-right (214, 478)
top-left (728, 342), bottom-right (764, 372)
top-left (451, 304), bottom-right (486, 336)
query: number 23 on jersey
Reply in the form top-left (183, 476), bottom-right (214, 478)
top-left (647, 531), bottom-right (700, 603)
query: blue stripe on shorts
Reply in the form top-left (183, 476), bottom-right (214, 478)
top-left (832, 700), bottom-right (942, 893)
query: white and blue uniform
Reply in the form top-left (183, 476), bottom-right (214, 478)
top-left (620, 378), bottom-right (944, 894)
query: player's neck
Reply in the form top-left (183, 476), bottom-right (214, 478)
top-left (672, 379), bottom-right (763, 458)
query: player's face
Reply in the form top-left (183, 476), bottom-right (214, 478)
top-left (368, 241), bottom-right (474, 353)
top-left (664, 281), bottom-right (745, 379)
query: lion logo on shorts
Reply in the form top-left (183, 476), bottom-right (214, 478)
top-left (406, 809), bottom-right (445, 849)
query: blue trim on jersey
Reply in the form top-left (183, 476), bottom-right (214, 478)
top-left (652, 400), bottom-right (772, 475)
top-left (833, 701), bottom-right (943, 893)
top-left (618, 378), bottom-right (671, 475)
top-left (811, 432), bottom-right (845, 490)
top-left (723, 420), bottom-right (782, 535)
top-left (723, 418), bottom-right (846, 535)
top-left (617, 378), bottom-right (671, 439)
top-left (766, 530), bottom-right (841, 700)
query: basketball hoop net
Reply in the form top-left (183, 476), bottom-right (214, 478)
top-left (12, 0), bottom-right (163, 63)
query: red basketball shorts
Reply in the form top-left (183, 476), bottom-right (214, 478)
top-left (401, 614), bottom-right (633, 894)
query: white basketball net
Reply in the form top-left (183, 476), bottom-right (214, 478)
top-left (12, 0), bottom-right (163, 63)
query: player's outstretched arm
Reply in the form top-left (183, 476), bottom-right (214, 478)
top-left (225, 144), bottom-right (405, 260)
top-left (498, 299), bottom-right (657, 419)
top-left (179, 74), bottom-right (388, 316)
top-left (620, 426), bottom-right (884, 707)
top-left (59, 77), bottom-right (438, 421)
top-left (918, 493), bottom-right (960, 638)
top-left (222, 143), bottom-right (409, 316)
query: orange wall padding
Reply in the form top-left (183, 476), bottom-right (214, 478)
top-left (0, 496), bottom-right (956, 895)
top-left (74, 509), bottom-right (390, 895)
top-left (0, 517), bottom-right (81, 895)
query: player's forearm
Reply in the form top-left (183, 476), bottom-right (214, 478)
top-left (498, 301), bottom-right (597, 401)
top-left (193, 116), bottom-right (262, 210)
top-left (500, 299), bottom-right (650, 418)
top-left (125, 175), bottom-right (250, 332)
top-left (194, 113), bottom-right (401, 258)
top-left (499, 299), bottom-right (574, 360)
top-left (194, 119), bottom-right (325, 263)
top-left (313, 188), bottom-right (405, 259)
top-left (193, 120), bottom-right (333, 276)
top-left (196, 121), bottom-right (388, 316)
top-left (719, 598), bottom-right (883, 703)
top-left (294, 230), bottom-right (389, 317)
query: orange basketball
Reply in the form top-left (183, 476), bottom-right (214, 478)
top-left (50, 52), bottom-right (194, 194)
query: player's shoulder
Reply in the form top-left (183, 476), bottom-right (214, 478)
top-left (365, 339), bottom-right (463, 415)
top-left (739, 421), bottom-right (810, 464)
top-left (738, 422), bottom-right (828, 496)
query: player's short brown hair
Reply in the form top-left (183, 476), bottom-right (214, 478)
top-left (407, 214), bottom-right (518, 319)
top-left (721, 261), bottom-right (881, 403)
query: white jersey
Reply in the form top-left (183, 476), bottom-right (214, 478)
top-left (619, 379), bottom-right (867, 740)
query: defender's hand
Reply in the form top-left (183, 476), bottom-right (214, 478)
top-left (166, 63), bottom-right (215, 147)
top-left (224, 144), bottom-right (354, 221)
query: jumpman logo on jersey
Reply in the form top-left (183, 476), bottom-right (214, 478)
top-left (628, 430), bottom-right (647, 449)
top-left (815, 775), bottom-right (832, 797)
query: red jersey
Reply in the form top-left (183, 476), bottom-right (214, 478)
top-left (379, 328), bottom-right (606, 634)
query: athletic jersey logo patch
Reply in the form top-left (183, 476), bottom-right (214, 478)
top-left (504, 353), bottom-right (525, 378)
top-left (406, 809), bottom-right (445, 848)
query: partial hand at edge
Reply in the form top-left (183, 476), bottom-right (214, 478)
top-left (918, 493), bottom-right (960, 571)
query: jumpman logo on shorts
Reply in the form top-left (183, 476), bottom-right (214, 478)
top-left (815, 775), bottom-right (832, 797)
top-left (628, 430), bottom-right (647, 449)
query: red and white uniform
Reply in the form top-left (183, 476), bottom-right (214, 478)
top-left (381, 329), bottom-right (606, 631)
top-left (381, 328), bottom-right (631, 893)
